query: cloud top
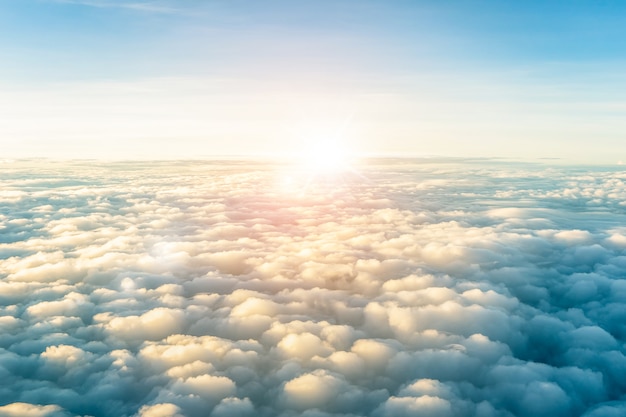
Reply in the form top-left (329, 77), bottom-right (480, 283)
top-left (1, 159), bottom-right (626, 416)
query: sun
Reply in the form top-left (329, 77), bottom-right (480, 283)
top-left (302, 139), bottom-right (351, 174)
top-left (274, 137), bottom-right (361, 195)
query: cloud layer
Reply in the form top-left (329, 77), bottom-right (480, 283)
top-left (1, 158), bottom-right (626, 416)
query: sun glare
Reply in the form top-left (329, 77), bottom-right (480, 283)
top-left (302, 139), bottom-right (351, 174)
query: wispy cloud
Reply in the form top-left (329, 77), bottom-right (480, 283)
top-left (48, 0), bottom-right (180, 14)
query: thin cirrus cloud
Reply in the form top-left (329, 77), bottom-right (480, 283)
top-left (45, 0), bottom-right (181, 13)
top-left (1, 158), bottom-right (626, 416)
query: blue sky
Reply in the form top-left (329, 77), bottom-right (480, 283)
top-left (1, 0), bottom-right (626, 161)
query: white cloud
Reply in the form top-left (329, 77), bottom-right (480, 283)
top-left (138, 403), bottom-right (184, 417)
top-left (47, 0), bottom-right (180, 14)
top-left (2, 159), bottom-right (626, 416)
top-left (0, 403), bottom-right (69, 417)
top-left (282, 371), bottom-right (344, 410)
top-left (374, 395), bottom-right (453, 417)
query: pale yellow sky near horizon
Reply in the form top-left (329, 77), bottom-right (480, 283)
top-left (1, 75), bottom-right (624, 164)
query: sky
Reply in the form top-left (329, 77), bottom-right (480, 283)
top-left (1, 0), bottom-right (626, 161)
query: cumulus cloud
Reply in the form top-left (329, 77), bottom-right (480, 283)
top-left (0, 403), bottom-right (70, 417)
top-left (1, 159), bottom-right (626, 416)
